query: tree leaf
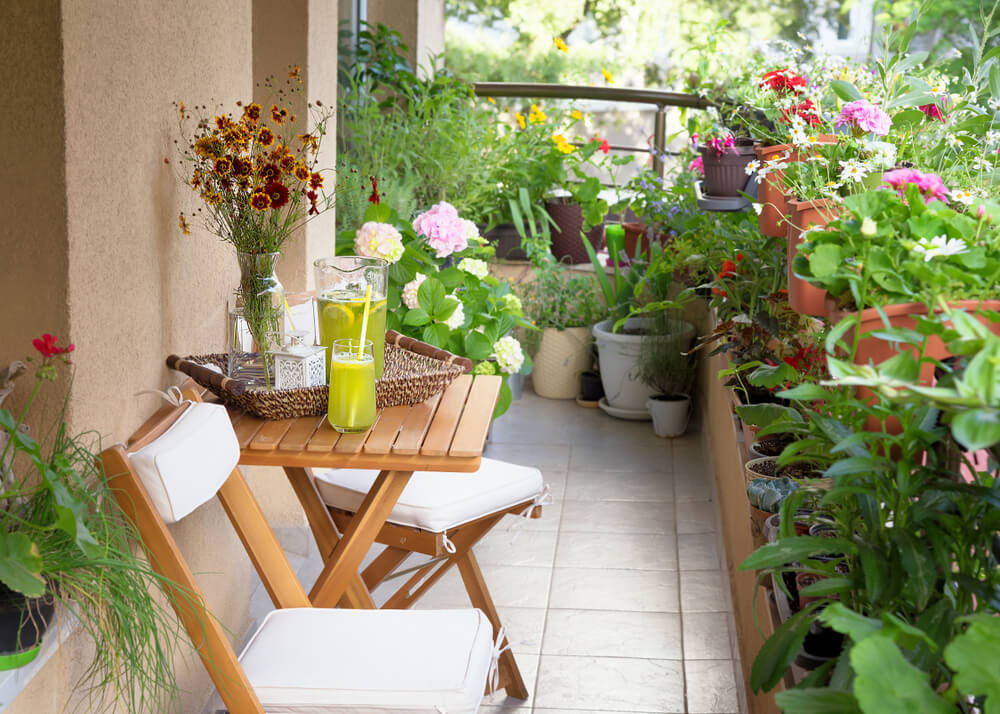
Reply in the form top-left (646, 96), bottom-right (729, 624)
top-left (944, 616), bottom-right (1000, 714)
top-left (775, 688), bottom-right (861, 714)
top-left (0, 533), bottom-right (46, 597)
top-left (464, 331), bottom-right (494, 361)
top-left (851, 634), bottom-right (952, 714)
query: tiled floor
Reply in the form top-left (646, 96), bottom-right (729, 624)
top-left (242, 386), bottom-right (745, 714)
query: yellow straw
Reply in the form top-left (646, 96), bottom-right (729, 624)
top-left (283, 298), bottom-right (296, 331)
top-left (357, 284), bottom-right (372, 359)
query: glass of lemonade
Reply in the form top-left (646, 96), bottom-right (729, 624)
top-left (314, 257), bottom-right (388, 379)
top-left (328, 339), bottom-right (377, 433)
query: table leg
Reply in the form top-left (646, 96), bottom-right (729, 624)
top-left (308, 469), bottom-right (413, 609)
top-left (282, 466), bottom-right (376, 609)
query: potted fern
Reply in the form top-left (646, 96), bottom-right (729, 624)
top-left (0, 337), bottom-right (183, 709)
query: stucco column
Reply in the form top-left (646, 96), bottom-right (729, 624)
top-left (365, 0), bottom-right (445, 74)
top-left (253, 0), bottom-right (339, 293)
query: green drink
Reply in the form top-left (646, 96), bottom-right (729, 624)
top-left (317, 291), bottom-right (388, 378)
top-left (328, 339), bottom-right (377, 433)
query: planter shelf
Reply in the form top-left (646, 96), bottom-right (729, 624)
top-left (695, 177), bottom-right (758, 213)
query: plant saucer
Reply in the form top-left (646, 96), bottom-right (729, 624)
top-left (597, 397), bottom-right (651, 421)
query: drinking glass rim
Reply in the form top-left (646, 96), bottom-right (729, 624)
top-left (314, 256), bottom-right (388, 271)
top-left (331, 338), bottom-right (374, 356)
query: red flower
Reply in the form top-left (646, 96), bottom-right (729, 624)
top-left (598, 138), bottom-right (610, 154)
top-left (919, 103), bottom-right (945, 121)
top-left (719, 259), bottom-right (737, 278)
top-left (368, 176), bottom-right (380, 204)
top-left (736, 253), bottom-right (744, 262)
top-left (780, 100), bottom-right (822, 127)
top-left (760, 69), bottom-right (807, 94)
top-left (305, 189), bottom-right (319, 215)
top-left (263, 181), bottom-right (289, 208)
top-left (33, 333), bottom-right (75, 358)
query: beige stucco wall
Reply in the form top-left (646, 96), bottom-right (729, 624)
top-left (3, 1), bottom-right (338, 711)
top-left (366, 0), bottom-right (445, 74)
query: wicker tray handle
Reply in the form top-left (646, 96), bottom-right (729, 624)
top-left (166, 354), bottom-right (247, 397)
top-left (385, 330), bottom-right (474, 373)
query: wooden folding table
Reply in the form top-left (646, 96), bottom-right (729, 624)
top-left (217, 373), bottom-right (527, 698)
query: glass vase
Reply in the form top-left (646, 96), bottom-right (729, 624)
top-left (228, 251), bottom-right (285, 389)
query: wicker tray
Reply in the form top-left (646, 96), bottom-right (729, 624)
top-left (167, 331), bottom-right (473, 420)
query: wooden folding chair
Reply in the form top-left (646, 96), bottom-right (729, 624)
top-left (102, 397), bottom-right (496, 713)
top-left (300, 459), bottom-right (551, 701)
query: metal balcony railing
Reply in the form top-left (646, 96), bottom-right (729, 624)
top-left (472, 82), bottom-right (713, 177)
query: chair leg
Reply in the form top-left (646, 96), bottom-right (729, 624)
top-left (456, 550), bottom-right (529, 700)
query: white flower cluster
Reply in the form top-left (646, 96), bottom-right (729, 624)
top-left (745, 151), bottom-right (791, 182)
top-left (501, 293), bottom-right (522, 313)
top-left (950, 189), bottom-right (976, 206)
top-left (401, 273), bottom-right (427, 310)
top-left (442, 296), bottom-right (465, 330)
top-left (912, 235), bottom-right (968, 261)
top-left (458, 258), bottom-right (489, 279)
top-left (354, 222), bottom-right (404, 264)
top-left (492, 335), bottom-right (524, 375)
top-left (861, 140), bottom-right (897, 169)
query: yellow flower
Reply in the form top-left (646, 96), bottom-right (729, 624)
top-left (552, 134), bottom-right (575, 154)
top-left (486, 96), bottom-right (496, 105)
top-left (571, 109), bottom-right (584, 120)
top-left (515, 112), bottom-right (526, 129)
top-left (528, 103), bottom-right (547, 123)
top-left (553, 37), bottom-right (569, 53)
top-left (601, 68), bottom-right (614, 84)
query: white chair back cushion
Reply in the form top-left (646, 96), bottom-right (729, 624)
top-left (128, 402), bottom-right (238, 523)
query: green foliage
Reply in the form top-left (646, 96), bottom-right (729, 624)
top-left (516, 259), bottom-right (608, 334)
top-left (746, 476), bottom-right (800, 513)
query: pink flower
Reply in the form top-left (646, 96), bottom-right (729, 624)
top-left (688, 156), bottom-right (705, 174)
top-left (413, 201), bottom-right (469, 258)
top-left (835, 100), bottom-right (891, 136)
top-left (882, 168), bottom-right (949, 204)
top-left (706, 135), bottom-right (735, 157)
top-left (33, 333), bottom-right (74, 358)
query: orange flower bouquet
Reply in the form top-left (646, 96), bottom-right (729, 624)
top-left (172, 67), bottom-right (336, 387)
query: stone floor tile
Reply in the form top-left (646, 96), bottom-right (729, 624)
top-left (676, 499), bottom-right (721, 535)
top-left (685, 659), bottom-right (740, 713)
top-left (549, 568), bottom-right (679, 612)
top-left (542, 609), bottom-right (682, 659)
top-left (674, 468), bottom-right (717, 502)
top-left (499, 606), bottom-right (548, 655)
top-left (555, 531), bottom-right (678, 571)
top-left (534, 655), bottom-right (685, 712)
top-left (486, 442), bottom-right (571, 471)
top-left (411, 564), bottom-right (553, 609)
top-left (560, 500), bottom-right (674, 535)
top-left (683, 612), bottom-right (733, 660)
top-left (680, 571), bottom-right (731, 613)
top-left (476, 528), bottom-right (559, 568)
top-left (565, 470), bottom-right (674, 502)
top-left (570, 442), bottom-right (671, 472)
top-left (678, 533), bottom-right (723, 571)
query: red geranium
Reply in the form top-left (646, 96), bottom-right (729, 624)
top-left (33, 333), bottom-right (75, 359)
top-left (598, 138), bottom-right (610, 154)
top-left (719, 259), bottom-right (738, 278)
top-left (760, 69), bottom-right (807, 95)
top-left (780, 100), bottom-right (822, 127)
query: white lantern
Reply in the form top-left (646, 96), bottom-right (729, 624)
top-left (273, 331), bottom-right (327, 389)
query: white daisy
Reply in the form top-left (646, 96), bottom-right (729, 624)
top-left (912, 235), bottom-right (969, 261)
top-left (946, 133), bottom-right (963, 149)
top-left (839, 159), bottom-right (869, 183)
top-left (950, 189), bottom-right (975, 206)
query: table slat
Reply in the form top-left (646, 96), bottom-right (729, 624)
top-left (420, 375), bottom-right (473, 456)
top-left (363, 406), bottom-right (409, 454)
top-left (248, 419), bottom-right (296, 451)
top-left (306, 419), bottom-right (341, 452)
top-left (279, 415), bottom-right (325, 452)
top-left (392, 392), bottom-right (442, 455)
top-left (333, 411), bottom-right (379, 454)
top-left (449, 376), bottom-right (501, 458)
top-left (234, 415), bottom-right (267, 449)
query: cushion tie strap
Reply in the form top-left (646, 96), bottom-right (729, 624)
top-left (441, 533), bottom-right (458, 554)
top-left (508, 484), bottom-right (554, 544)
top-left (486, 624), bottom-right (511, 697)
top-left (135, 385), bottom-right (185, 406)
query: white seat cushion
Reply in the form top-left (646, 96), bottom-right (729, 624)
top-left (239, 608), bottom-right (493, 713)
top-left (312, 458), bottom-right (545, 532)
top-left (127, 402), bottom-right (238, 523)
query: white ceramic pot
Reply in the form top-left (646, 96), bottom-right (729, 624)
top-left (646, 394), bottom-right (691, 438)
top-left (592, 317), bottom-right (695, 412)
top-left (531, 326), bottom-right (593, 399)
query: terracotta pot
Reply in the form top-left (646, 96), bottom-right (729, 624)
top-left (700, 140), bottom-right (757, 197)
top-left (621, 222), bottom-right (651, 261)
top-left (749, 506), bottom-right (772, 549)
top-left (755, 137), bottom-right (837, 238)
top-left (786, 197), bottom-right (841, 316)
top-left (796, 572), bottom-right (830, 609)
top-left (545, 201), bottom-right (604, 265)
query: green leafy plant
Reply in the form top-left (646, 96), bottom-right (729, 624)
top-left (1, 338), bottom-right (184, 711)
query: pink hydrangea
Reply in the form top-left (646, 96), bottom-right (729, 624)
top-left (413, 202), bottom-right (469, 258)
top-left (882, 168), bottom-right (949, 204)
top-left (688, 156), bottom-right (705, 174)
top-left (835, 100), bottom-right (891, 136)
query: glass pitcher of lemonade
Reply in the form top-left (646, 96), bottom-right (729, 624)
top-left (314, 257), bottom-right (388, 378)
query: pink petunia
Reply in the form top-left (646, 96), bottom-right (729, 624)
top-left (688, 156), bottom-right (705, 174)
top-left (835, 99), bottom-right (892, 136)
top-left (882, 168), bottom-right (949, 204)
